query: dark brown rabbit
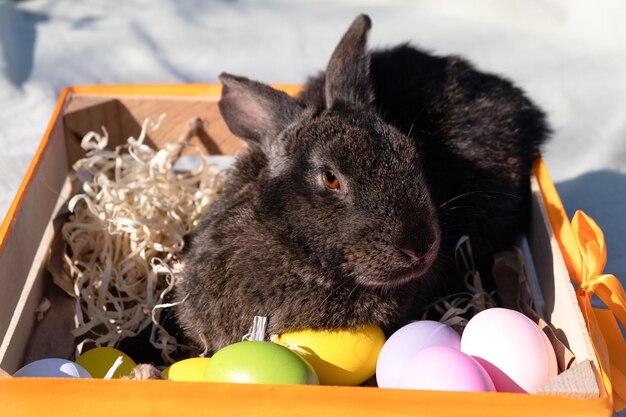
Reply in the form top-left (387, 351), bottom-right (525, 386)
top-left (175, 15), bottom-right (548, 354)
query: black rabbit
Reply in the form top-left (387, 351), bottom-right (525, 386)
top-left (175, 15), bottom-right (548, 354)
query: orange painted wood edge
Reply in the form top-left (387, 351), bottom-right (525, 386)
top-left (0, 378), bottom-right (613, 417)
top-left (0, 83), bottom-right (301, 254)
top-left (68, 83), bottom-right (303, 97)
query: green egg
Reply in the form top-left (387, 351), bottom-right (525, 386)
top-left (205, 341), bottom-right (319, 385)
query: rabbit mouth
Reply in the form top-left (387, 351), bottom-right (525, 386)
top-left (354, 257), bottom-right (435, 288)
top-left (348, 230), bottom-right (441, 288)
top-left (399, 260), bottom-right (435, 281)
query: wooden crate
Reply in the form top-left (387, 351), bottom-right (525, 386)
top-left (0, 85), bottom-right (613, 417)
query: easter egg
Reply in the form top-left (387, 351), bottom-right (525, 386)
top-left (460, 308), bottom-right (558, 393)
top-left (163, 357), bottom-right (211, 381)
top-left (75, 347), bottom-right (137, 379)
top-left (13, 358), bottom-right (92, 378)
top-left (399, 346), bottom-right (495, 392)
top-left (205, 341), bottom-right (319, 385)
top-left (275, 324), bottom-right (385, 386)
top-left (376, 320), bottom-right (461, 388)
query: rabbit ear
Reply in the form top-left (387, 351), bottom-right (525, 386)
top-left (325, 14), bottom-right (374, 109)
top-left (218, 73), bottom-right (305, 145)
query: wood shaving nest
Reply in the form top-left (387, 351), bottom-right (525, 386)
top-left (62, 117), bottom-right (224, 363)
top-left (421, 268), bottom-right (499, 334)
top-left (422, 235), bottom-right (499, 334)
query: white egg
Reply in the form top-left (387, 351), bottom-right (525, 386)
top-left (460, 308), bottom-right (557, 393)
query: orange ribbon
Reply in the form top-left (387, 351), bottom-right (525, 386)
top-left (534, 159), bottom-right (626, 412)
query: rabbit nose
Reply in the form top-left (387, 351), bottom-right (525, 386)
top-left (397, 246), bottom-right (422, 262)
top-left (395, 221), bottom-right (439, 261)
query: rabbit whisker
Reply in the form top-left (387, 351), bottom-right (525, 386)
top-left (442, 205), bottom-right (476, 212)
top-left (407, 120), bottom-right (417, 138)
top-left (439, 190), bottom-right (519, 208)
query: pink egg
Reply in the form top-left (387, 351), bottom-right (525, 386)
top-left (399, 346), bottom-right (495, 392)
top-left (460, 308), bottom-right (558, 393)
top-left (376, 320), bottom-right (461, 388)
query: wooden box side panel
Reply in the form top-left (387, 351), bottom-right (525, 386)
top-left (0, 377), bottom-right (613, 417)
top-left (63, 94), bottom-right (245, 167)
top-left (0, 115), bottom-right (70, 372)
top-left (528, 179), bottom-right (600, 376)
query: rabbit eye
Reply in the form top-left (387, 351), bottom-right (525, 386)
top-left (322, 170), bottom-right (341, 190)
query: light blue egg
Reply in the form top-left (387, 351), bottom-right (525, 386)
top-left (13, 358), bottom-right (92, 378)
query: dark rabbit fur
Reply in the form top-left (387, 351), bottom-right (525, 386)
top-left (175, 15), bottom-right (548, 354)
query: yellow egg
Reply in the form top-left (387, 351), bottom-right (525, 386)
top-left (75, 347), bottom-right (137, 379)
top-left (275, 324), bottom-right (385, 386)
top-left (162, 357), bottom-right (211, 381)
